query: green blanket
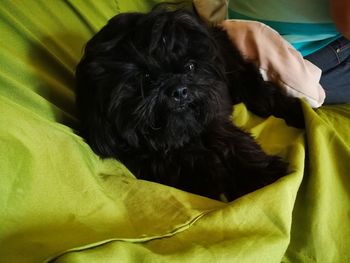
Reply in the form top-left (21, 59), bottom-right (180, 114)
top-left (1, 1), bottom-right (350, 262)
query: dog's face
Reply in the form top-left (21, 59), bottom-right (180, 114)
top-left (76, 9), bottom-right (229, 156)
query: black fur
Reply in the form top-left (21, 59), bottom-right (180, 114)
top-left (75, 8), bottom-right (304, 201)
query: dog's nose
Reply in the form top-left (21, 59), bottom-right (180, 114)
top-left (172, 86), bottom-right (188, 101)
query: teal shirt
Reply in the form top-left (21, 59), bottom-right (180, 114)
top-left (228, 0), bottom-right (341, 56)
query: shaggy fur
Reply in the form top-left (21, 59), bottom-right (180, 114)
top-left (75, 7), bottom-right (304, 201)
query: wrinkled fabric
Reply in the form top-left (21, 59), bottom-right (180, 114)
top-left (1, 1), bottom-right (350, 263)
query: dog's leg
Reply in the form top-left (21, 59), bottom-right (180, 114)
top-left (229, 61), bottom-right (305, 128)
top-left (213, 28), bottom-right (305, 128)
top-left (232, 62), bottom-right (305, 128)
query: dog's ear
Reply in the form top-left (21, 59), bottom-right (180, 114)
top-left (75, 12), bottom-right (148, 158)
top-left (75, 12), bottom-right (141, 157)
top-left (76, 60), bottom-right (140, 158)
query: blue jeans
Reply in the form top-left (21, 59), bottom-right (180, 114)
top-left (305, 36), bottom-right (350, 104)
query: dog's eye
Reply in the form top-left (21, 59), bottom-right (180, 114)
top-left (185, 62), bottom-right (195, 72)
top-left (143, 73), bottom-right (151, 83)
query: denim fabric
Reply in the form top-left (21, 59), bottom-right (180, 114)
top-left (305, 37), bottom-right (350, 104)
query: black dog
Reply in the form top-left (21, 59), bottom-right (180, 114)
top-left (75, 7), bottom-right (304, 201)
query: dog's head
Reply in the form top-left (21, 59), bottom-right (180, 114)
top-left (76, 8), bottom-right (229, 157)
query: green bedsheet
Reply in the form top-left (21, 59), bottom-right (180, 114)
top-left (1, 1), bottom-right (350, 262)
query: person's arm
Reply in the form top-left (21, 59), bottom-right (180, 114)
top-left (331, 0), bottom-right (350, 39)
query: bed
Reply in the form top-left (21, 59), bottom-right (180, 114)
top-left (1, 1), bottom-right (350, 262)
